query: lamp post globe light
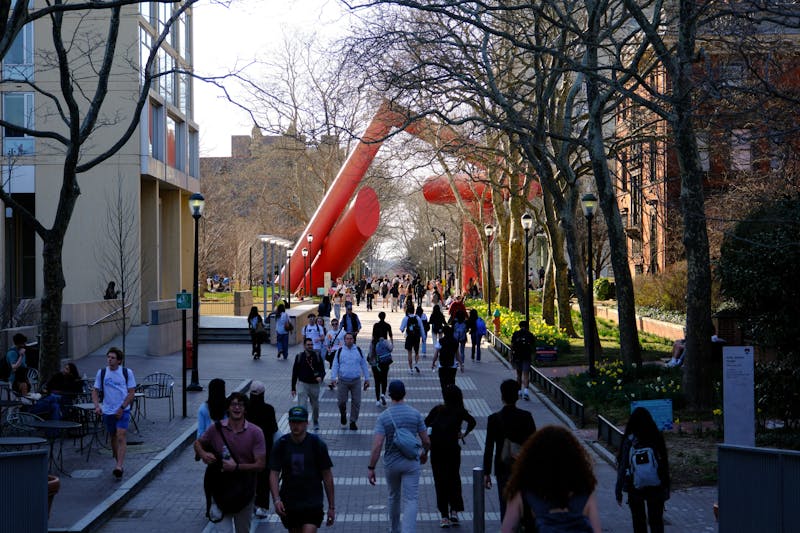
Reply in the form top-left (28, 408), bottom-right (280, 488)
top-left (307, 234), bottom-right (314, 298)
top-left (521, 213), bottom-right (533, 325)
top-left (301, 247), bottom-right (309, 298)
top-left (484, 224), bottom-right (495, 318)
top-left (581, 193), bottom-right (598, 377)
top-left (188, 192), bottom-right (205, 392)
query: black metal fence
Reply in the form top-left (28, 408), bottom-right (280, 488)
top-left (597, 414), bottom-right (624, 451)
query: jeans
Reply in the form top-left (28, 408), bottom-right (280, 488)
top-left (385, 460), bottom-right (421, 533)
top-left (336, 377), bottom-right (362, 423)
top-left (276, 333), bottom-right (289, 359)
top-left (333, 304), bottom-right (341, 320)
top-left (470, 332), bottom-right (482, 360)
top-left (295, 381), bottom-right (321, 425)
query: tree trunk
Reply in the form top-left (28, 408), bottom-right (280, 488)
top-left (508, 196), bottom-right (526, 314)
top-left (39, 235), bottom-right (66, 385)
top-left (541, 256), bottom-right (556, 325)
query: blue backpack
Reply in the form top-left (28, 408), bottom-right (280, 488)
top-left (523, 492), bottom-right (593, 533)
top-left (475, 318), bottom-right (487, 336)
top-left (454, 322), bottom-right (467, 342)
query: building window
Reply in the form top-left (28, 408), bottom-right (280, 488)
top-left (149, 100), bottom-right (164, 161)
top-left (179, 72), bottom-right (189, 116)
top-left (189, 128), bottom-right (199, 178)
top-left (3, 92), bottom-right (35, 155)
top-left (620, 152), bottom-right (628, 192)
top-left (166, 115), bottom-right (177, 167)
top-left (139, 27), bottom-right (151, 85)
top-left (175, 120), bottom-right (186, 172)
top-left (140, 2), bottom-right (157, 27)
top-left (697, 133), bottom-right (710, 172)
top-left (731, 129), bottom-right (751, 171)
top-left (3, 23), bottom-right (33, 80)
top-left (162, 52), bottom-right (175, 106)
top-left (180, 12), bottom-right (191, 62)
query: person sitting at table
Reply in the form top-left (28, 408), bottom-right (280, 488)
top-left (12, 372), bottom-right (33, 398)
top-left (29, 363), bottom-right (84, 420)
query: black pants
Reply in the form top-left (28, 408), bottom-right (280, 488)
top-left (250, 332), bottom-right (261, 358)
top-left (629, 494), bottom-right (665, 533)
top-left (371, 362), bottom-right (390, 400)
top-left (366, 294), bottom-right (374, 310)
top-left (431, 445), bottom-right (464, 518)
top-left (438, 367), bottom-right (457, 396)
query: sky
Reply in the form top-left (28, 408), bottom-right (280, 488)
top-left (193, 0), bottom-right (350, 157)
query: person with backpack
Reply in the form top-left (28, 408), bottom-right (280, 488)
top-left (389, 282), bottom-right (400, 312)
top-left (616, 407), bottom-right (671, 533)
top-left (501, 425), bottom-right (601, 533)
top-left (92, 347), bottom-right (136, 479)
top-left (292, 338), bottom-right (327, 432)
top-left (247, 306), bottom-right (266, 360)
top-left (431, 325), bottom-right (461, 396)
top-left (3, 333), bottom-right (28, 384)
top-left (452, 311), bottom-right (468, 366)
top-left (415, 306), bottom-right (430, 357)
top-left (483, 379), bottom-right (537, 521)
top-left (370, 312), bottom-right (394, 407)
top-left (511, 321), bottom-right (536, 400)
top-left (400, 308), bottom-right (425, 374)
top-left (468, 309), bottom-right (487, 362)
top-left (424, 384), bottom-right (476, 528)
top-left (330, 333), bottom-right (370, 431)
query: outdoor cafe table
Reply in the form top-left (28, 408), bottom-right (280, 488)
top-left (25, 419), bottom-right (81, 475)
top-left (72, 402), bottom-right (108, 459)
top-left (0, 435), bottom-right (47, 450)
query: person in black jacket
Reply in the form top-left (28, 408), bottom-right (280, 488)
top-left (615, 407), bottom-right (671, 533)
top-left (425, 385), bottom-right (477, 528)
top-left (483, 379), bottom-right (537, 520)
top-left (291, 338), bottom-right (326, 432)
top-left (247, 381), bottom-right (278, 519)
top-left (511, 321), bottom-right (536, 401)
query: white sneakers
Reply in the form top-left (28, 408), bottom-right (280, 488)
top-left (208, 502), bottom-right (223, 522)
top-left (254, 506), bottom-right (269, 519)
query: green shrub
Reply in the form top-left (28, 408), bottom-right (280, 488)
top-left (755, 357), bottom-right (800, 429)
top-left (634, 262), bottom-right (688, 312)
top-left (465, 298), bottom-right (570, 352)
top-left (594, 277), bottom-right (615, 300)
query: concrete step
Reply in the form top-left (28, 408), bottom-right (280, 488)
top-left (198, 327), bottom-right (253, 343)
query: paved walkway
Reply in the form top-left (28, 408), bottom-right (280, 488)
top-left (45, 302), bottom-right (717, 532)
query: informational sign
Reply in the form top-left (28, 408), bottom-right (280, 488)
top-left (631, 399), bottom-right (673, 431)
top-left (723, 346), bottom-right (755, 446)
top-left (176, 292), bottom-right (192, 310)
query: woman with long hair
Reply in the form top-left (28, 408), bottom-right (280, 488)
top-left (615, 407), bottom-right (670, 533)
top-left (429, 304), bottom-right (446, 339)
top-left (501, 425), bottom-right (601, 532)
top-left (197, 378), bottom-right (227, 438)
top-left (424, 385), bottom-right (476, 528)
top-left (247, 306), bottom-right (265, 360)
top-left (274, 303), bottom-right (290, 360)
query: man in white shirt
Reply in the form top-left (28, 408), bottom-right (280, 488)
top-left (330, 333), bottom-right (370, 430)
top-left (92, 347), bottom-right (136, 479)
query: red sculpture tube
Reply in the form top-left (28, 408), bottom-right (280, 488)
top-left (308, 187), bottom-right (380, 282)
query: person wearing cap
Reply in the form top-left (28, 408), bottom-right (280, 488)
top-left (340, 302), bottom-right (362, 342)
top-left (195, 392), bottom-right (267, 531)
top-left (270, 405), bottom-right (336, 531)
top-left (368, 380), bottom-right (430, 533)
top-left (330, 332), bottom-right (370, 431)
top-left (247, 381), bottom-right (278, 520)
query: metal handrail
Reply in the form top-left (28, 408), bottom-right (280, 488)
top-left (88, 302), bottom-right (133, 327)
top-left (597, 414), bottom-right (624, 451)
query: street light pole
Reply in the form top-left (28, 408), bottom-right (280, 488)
top-left (581, 193), bottom-right (598, 377)
top-left (286, 248), bottom-right (292, 309)
top-left (269, 239), bottom-right (276, 310)
top-left (484, 224), bottom-right (494, 319)
top-left (307, 234), bottom-right (314, 299)
top-left (301, 248), bottom-right (309, 298)
top-left (259, 235), bottom-right (269, 317)
top-left (521, 213), bottom-right (533, 325)
top-left (188, 192), bottom-right (205, 392)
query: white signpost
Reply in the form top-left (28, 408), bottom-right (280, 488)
top-left (723, 346), bottom-right (755, 447)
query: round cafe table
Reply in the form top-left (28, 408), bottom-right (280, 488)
top-left (25, 419), bottom-right (82, 476)
top-left (0, 435), bottom-right (47, 450)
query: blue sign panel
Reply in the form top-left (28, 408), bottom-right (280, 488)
top-left (631, 399), bottom-right (673, 431)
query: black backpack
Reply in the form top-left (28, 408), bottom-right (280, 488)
top-left (97, 366), bottom-right (131, 401)
top-left (406, 315), bottom-right (420, 337)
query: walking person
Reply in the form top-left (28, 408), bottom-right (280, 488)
top-left (333, 289), bottom-right (343, 321)
top-left (468, 309), bottom-right (487, 361)
top-left (429, 304), bottom-right (446, 339)
top-left (92, 347), bottom-right (136, 479)
top-left (197, 378), bottom-right (227, 439)
top-left (292, 338), bottom-right (326, 432)
top-left (275, 303), bottom-right (292, 360)
top-left (416, 305), bottom-right (429, 358)
top-left (194, 392), bottom-right (267, 532)
top-left (367, 380), bottom-right (431, 533)
top-left (431, 325), bottom-right (460, 396)
top-left (425, 385), bottom-right (476, 528)
top-left (511, 321), bottom-right (536, 400)
top-left (366, 282), bottom-right (375, 310)
top-left (501, 425), bottom-right (601, 532)
top-left (340, 302), bottom-right (362, 342)
top-left (616, 407), bottom-right (671, 533)
top-left (324, 318), bottom-right (345, 369)
top-left (400, 307), bottom-right (424, 374)
top-left (247, 381), bottom-right (278, 520)
top-left (330, 333), bottom-right (370, 430)
top-left (247, 306), bottom-right (267, 360)
top-left (483, 379), bottom-right (537, 521)
top-left (371, 312), bottom-right (394, 406)
top-left (270, 406), bottom-right (336, 532)
top-left (317, 295), bottom-right (332, 326)
top-left (302, 314), bottom-right (325, 357)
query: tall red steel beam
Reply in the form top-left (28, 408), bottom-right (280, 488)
top-left (309, 187), bottom-right (380, 282)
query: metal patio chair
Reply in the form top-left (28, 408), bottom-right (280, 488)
top-left (140, 373), bottom-right (175, 421)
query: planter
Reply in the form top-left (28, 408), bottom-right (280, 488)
top-left (48, 475), bottom-right (60, 517)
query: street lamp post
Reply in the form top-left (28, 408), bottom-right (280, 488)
top-left (269, 238), bottom-right (276, 310)
top-left (259, 235), bottom-right (269, 317)
top-left (307, 234), bottom-right (314, 298)
top-left (187, 192), bottom-right (205, 392)
top-left (581, 193), bottom-right (598, 377)
top-left (301, 248), bottom-right (309, 298)
top-left (521, 213), bottom-right (533, 325)
top-left (484, 224), bottom-right (494, 318)
top-left (286, 248), bottom-right (292, 309)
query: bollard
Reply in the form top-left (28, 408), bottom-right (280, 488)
top-left (473, 466), bottom-right (485, 533)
